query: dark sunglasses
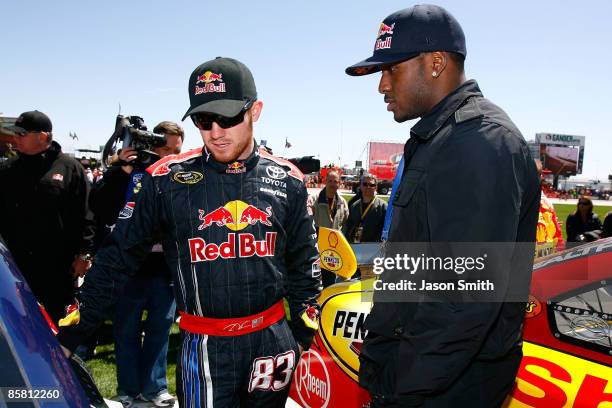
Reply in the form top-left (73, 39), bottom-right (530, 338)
top-left (362, 182), bottom-right (376, 187)
top-left (191, 99), bottom-right (255, 131)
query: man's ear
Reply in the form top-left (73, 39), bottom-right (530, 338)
top-left (430, 51), bottom-right (448, 78)
top-left (250, 100), bottom-right (264, 122)
top-left (40, 131), bottom-right (52, 144)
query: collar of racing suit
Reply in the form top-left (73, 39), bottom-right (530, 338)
top-left (203, 139), bottom-right (260, 174)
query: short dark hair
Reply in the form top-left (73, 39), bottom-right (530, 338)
top-left (360, 173), bottom-right (377, 184)
top-left (153, 121), bottom-right (184, 140)
top-left (448, 52), bottom-right (465, 73)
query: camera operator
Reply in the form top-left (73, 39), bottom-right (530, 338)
top-left (89, 121), bottom-right (183, 408)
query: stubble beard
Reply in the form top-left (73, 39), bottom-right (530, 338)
top-left (394, 61), bottom-right (430, 123)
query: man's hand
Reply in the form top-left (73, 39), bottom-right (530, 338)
top-left (71, 254), bottom-right (92, 278)
top-left (118, 147), bottom-right (138, 174)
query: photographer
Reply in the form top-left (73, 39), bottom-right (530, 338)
top-left (90, 121), bottom-right (183, 408)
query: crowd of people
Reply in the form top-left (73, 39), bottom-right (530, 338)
top-left (542, 182), bottom-right (611, 201)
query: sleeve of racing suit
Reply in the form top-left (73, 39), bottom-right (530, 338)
top-left (285, 182), bottom-right (323, 349)
top-left (57, 172), bottom-right (161, 351)
top-left (89, 166), bottom-right (131, 226)
top-left (394, 125), bottom-right (537, 396)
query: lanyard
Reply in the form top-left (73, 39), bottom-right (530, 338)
top-left (360, 196), bottom-right (376, 221)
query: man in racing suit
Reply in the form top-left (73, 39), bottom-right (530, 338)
top-left (59, 57), bottom-right (322, 407)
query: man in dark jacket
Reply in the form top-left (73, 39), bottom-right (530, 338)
top-left (343, 174), bottom-right (387, 243)
top-left (346, 5), bottom-right (539, 407)
top-left (0, 110), bottom-right (95, 323)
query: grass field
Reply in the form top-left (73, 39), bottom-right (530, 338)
top-left (87, 200), bottom-right (610, 399)
top-left (85, 320), bottom-right (181, 399)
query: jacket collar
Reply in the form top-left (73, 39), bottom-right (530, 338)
top-left (410, 80), bottom-right (482, 141)
top-left (17, 140), bottom-right (61, 164)
top-left (318, 187), bottom-right (340, 204)
top-left (203, 139), bottom-right (260, 174)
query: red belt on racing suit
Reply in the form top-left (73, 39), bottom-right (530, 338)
top-left (178, 300), bottom-right (286, 336)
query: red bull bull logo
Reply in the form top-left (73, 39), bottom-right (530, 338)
top-left (198, 200), bottom-right (273, 231)
top-left (194, 70), bottom-right (226, 95)
top-left (239, 205), bottom-right (272, 226)
top-left (226, 161), bottom-right (246, 174)
top-left (198, 207), bottom-right (235, 230)
top-left (191, 201), bottom-right (276, 262)
top-left (377, 22), bottom-right (395, 37)
top-left (196, 70), bottom-right (223, 84)
top-left (375, 22), bottom-right (394, 50)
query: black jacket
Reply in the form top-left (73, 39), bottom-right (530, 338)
top-left (565, 212), bottom-right (602, 242)
top-left (0, 142), bottom-right (95, 316)
top-left (363, 81), bottom-right (540, 396)
top-left (90, 166), bottom-right (170, 278)
top-left (59, 145), bottom-right (321, 350)
top-left (342, 196), bottom-right (387, 242)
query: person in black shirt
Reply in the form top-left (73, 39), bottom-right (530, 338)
top-left (0, 110), bottom-right (94, 323)
top-left (565, 196), bottom-right (602, 244)
top-left (346, 5), bottom-right (539, 407)
top-left (343, 174), bottom-right (387, 243)
top-left (602, 211), bottom-right (612, 238)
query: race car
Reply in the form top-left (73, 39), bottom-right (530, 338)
top-left (0, 237), bottom-right (119, 407)
top-left (289, 234), bottom-right (612, 408)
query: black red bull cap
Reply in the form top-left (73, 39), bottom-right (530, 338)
top-left (345, 4), bottom-right (466, 76)
top-left (182, 57), bottom-right (257, 120)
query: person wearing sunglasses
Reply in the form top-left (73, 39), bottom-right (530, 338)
top-left (566, 196), bottom-right (602, 245)
top-left (58, 57), bottom-right (321, 408)
top-left (343, 174), bottom-right (387, 244)
top-left (0, 110), bottom-right (95, 324)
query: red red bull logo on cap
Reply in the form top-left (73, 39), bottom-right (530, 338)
top-left (377, 22), bottom-right (395, 38)
top-left (196, 71), bottom-right (223, 84)
top-left (375, 22), bottom-right (394, 50)
top-left (191, 200), bottom-right (276, 262)
top-left (194, 70), bottom-right (226, 95)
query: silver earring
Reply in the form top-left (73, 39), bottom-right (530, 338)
top-left (432, 71), bottom-right (438, 77)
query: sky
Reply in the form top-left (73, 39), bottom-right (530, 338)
top-left (2, 1), bottom-right (611, 181)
